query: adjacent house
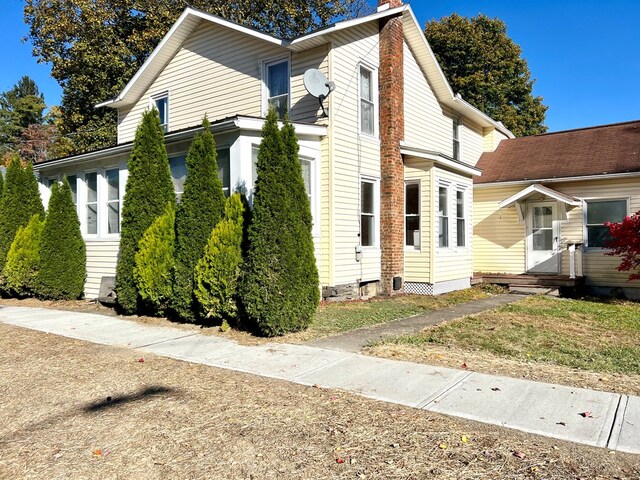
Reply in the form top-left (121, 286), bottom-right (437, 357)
top-left (34, 0), bottom-right (513, 300)
top-left (474, 120), bottom-right (640, 298)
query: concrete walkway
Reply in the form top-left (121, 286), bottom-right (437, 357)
top-left (310, 294), bottom-right (524, 352)
top-left (0, 305), bottom-right (638, 454)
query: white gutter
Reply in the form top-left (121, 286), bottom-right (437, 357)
top-left (498, 183), bottom-right (581, 209)
top-left (451, 95), bottom-right (515, 139)
top-left (400, 144), bottom-right (482, 177)
top-left (474, 171), bottom-right (640, 188)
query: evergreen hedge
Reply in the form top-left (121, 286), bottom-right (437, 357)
top-left (115, 109), bottom-right (175, 314)
top-left (239, 109), bottom-right (319, 336)
top-left (173, 117), bottom-right (226, 322)
top-left (38, 178), bottom-right (86, 300)
top-left (3, 213), bottom-right (44, 296)
top-left (0, 157), bottom-right (44, 272)
top-left (194, 193), bottom-right (244, 323)
top-left (134, 202), bottom-right (175, 316)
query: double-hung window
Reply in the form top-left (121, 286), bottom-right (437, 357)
top-left (456, 189), bottom-right (466, 247)
top-left (452, 118), bottom-right (461, 160)
top-left (169, 155), bottom-right (187, 202)
top-left (217, 148), bottom-right (231, 197)
top-left (66, 175), bottom-right (78, 207)
top-left (265, 59), bottom-right (289, 118)
top-left (438, 185), bottom-right (449, 247)
top-left (152, 92), bottom-right (169, 132)
top-left (105, 168), bottom-right (120, 234)
top-left (360, 180), bottom-right (376, 247)
top-left (405, 182), bottom-right (420, 248)
top-left (585, 199), bottom-right (627, 248)
top-left (85, 172), bottom-right (98, 235)
top-left (359, 66), bottom-right (375, 136)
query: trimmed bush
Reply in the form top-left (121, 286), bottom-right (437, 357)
top-left (115, 109), bottom-right (175, 314)
top-left (3, 214), bottom-right (44, 296)
top-left (0, 156), bottom-right (44, 271)
top-left (134, 202), bottom-right (175, 316)
top-left (239, 109), bottom-right (319, 336)
top-left (194, 193), bottom-right (244, 322)
top-left (173, 117), bottom-right (226, 322)
top-left (38, 178), bottom-right (86, 300)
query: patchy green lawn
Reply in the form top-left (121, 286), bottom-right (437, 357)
top-left (369, 295), bottom-right (640, 378)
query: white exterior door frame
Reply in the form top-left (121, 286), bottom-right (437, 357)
top-left (525, 201), bottom-right (560, 274)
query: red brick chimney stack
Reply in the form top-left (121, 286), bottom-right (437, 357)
top-left (378, 1), bottom-right (404, 294)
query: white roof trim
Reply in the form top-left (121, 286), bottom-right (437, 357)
top-left (498, 183), bottom-right (581, 209)
top-left (476, 171), bottom-right (640, 188)
top-left (400, 144), bottom-right (481, 177)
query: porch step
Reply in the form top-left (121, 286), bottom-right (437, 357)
top-left (477, 273), bottom-right (584, 288)
top-left (508, 285), bottom-right (559, 296)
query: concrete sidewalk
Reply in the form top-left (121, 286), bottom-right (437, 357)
top-left (0, 305), bottom-right (638, 454)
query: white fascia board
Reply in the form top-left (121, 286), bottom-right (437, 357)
top-left (498, 183), bottom-right (581, 209)
top-left (450, 96), bottom-right (515, 139)
top-left (400, 144), bottom-right (481, 177)
top-left (235, 116), bottom-right (327, 137)
top-left (475, 171), bottom-right (640, 188)
top-left (96, 7), bottom-right (286, 109)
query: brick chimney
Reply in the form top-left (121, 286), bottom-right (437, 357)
top-left (378, 1), bottom-right (404, 294)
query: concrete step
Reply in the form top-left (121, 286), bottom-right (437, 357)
top-left (509, 285), bottom-right (559, 296)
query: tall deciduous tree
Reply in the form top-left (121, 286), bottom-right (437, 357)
top-left (0, 157), bottom-right (44, 271)
top-left (24, 0), bottom-right (371, 154)
top-left (425, 14), bottom-right (547, 136)
top-left (172, 117), bottom-right (226, 322)
top-left (240, 109), bottom-right (319, 336)
top-left (115, 109), bottom-right (175, 314)
top-left (37, 178), bottom-right (86, 299)
top-left (0, 76), bottom-right (46, 156)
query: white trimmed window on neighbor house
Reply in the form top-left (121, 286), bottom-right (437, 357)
top-left (84, 172), bottom-right (99, 235)
top-left (359, 64), bottom-right (377, 137)
top-left (585, 199), bottom-right (628, 248)
top-left (105, 168), bottom-right (120, 234)
top-left (405, 181), bottom-right (420, 249)
top-left (438, 184), bottom-right (449, 247)
top-left (264, 58), bottom-right (290, 118)
top-left (360, 178), bottom-right (377, 247)
top-left (456, 188), bottom-right (466, 247)
top-left (452, 117), bottom-right (461, 160)
top-left (151, 92), bottom-right (169, 132)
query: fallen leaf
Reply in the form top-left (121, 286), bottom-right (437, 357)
top-left (513, 450), bottom-right (526, 459)
top-left (438, 442), bottom-right (447, 450)
top-left (390, 443), bottom-right (399, 448)
top-left (461, 435), bottom-right (469, 443)
top-left (530, 466), bottom-right (539, 473)
top-left (336, 457), bottom-right (345, 464)
top-left (92, 449), bottom-right (103, 457)
top-left (491, 387), bottom-right (500, 392)
top-left (556, 421), bottom-right (566, 426)
top-left (136, 358), bottom-right (145, 363)
top-left (579, 411), bottom-right (593, 418)
top-left (460, 362), bottom-right (467, 369)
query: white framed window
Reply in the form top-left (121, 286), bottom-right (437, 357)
top-left (85, 171), bottom-right (98, 236)
top-left (452, 118), bottom-right (461, 160)
top-left (264, 58), bottom-right (290, 118)
top-left (438, 184), bottom-right (449, 248)
top-left (105, 168), bottom-right (120, 234)
top-left (585, 199), bottom-right (628, 248)
top-left (456, 189), bottom-right (466, 247)
top-left (405, 181), bottom-right (420, 249)
top-left (45, 176), bottom-right (58, 189)
top-left (217, 147), bottom-right (231, 197)
top-left (66, 174), bottom-right (78, 206)
top-left (169, 155), bottom-right (187, 201)
top-left (359, 65), bottom-right (377, 136)
top-left (300, 157), bottom-right (313, 206)
top-left (360, 178), bottom-right (378, 247)
top-left (151, 92), bottom-right (169, 132)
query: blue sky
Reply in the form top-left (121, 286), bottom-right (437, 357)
top-left (0, 0), bottom-right (638, 133)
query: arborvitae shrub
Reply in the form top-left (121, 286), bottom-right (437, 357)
top-left (0, 156), bottom-right (44, 271)
top-left (134, 202), bottom-right (175, 316)
top-left (115, 109), bottom-right (175, 314)
top-left (3, 213), bottom-right (44, 296)
top-left (173, 117), bottom-right (226, 322)
top-left (38, 178), bottom-right (86, 300)
top-left (239, 109), bottom-right (319, 336)
top-left (194, 193), bottom-right (244, 323)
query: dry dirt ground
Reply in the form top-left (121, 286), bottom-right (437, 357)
top-left (0, 323), bottom-right (638, 479)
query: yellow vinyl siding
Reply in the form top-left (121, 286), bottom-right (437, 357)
top-left (328, 23), bottom-right (381, 285)
top-left (434, 168), bottom-right (473, 282)
top-left (473, 185), bottom-right (526, 274)
top-left (84, 240), bottom-right (119, 299)
top-left (291, 45), bottom-right (329, 124)
top-left (404, 159), bottom-right (432, 282)
top-left (461, 119), bottom-right (484, 166)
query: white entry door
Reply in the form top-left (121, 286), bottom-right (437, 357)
top-left (526, 202), bottom-right (559, 273)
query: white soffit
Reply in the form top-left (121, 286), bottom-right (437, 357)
top-left (498, 183), bottom-right (581, 209)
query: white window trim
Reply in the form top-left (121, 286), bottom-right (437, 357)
top-left (455, 186), bottom-right (468, 249)
top-left (452, 117), bottom-right (462, 161)
top-left (404, 180), bottom-right (421, 251)
top-left (261, 55), bottom-right (291, 117)
top-left (150, 91), bottom-right (169, 132)
top-left (82, 170), bottom-right (99, 238)
top-left (360, 176), bottom-right (380, 249)
top-left (436, 179), bottom-right (451, 249)
top-left (358, 63), bottom-right (379, 139)
top-left (582, 197), bottom-right (629, 251)
top-left (103, 166), bottom-right (122, 237)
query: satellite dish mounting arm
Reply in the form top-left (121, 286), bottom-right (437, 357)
top-left (318, 81), bottom-right (335, 118)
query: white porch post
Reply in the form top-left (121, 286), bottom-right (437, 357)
top-left (568, 244), bottom-right (576, 279)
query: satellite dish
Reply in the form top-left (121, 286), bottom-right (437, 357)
top-left (303, 69), bottom-right (335, 118)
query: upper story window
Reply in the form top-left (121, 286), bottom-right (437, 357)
top-left (359, 65), bottom-right (376, 136)
top-left (405, 182), bottom-right (420, 249)
top-left (438, 185), bottom-right (449, 247)
top-left (151, 92), bottom-right (169, 132)
top-left (265, 58), bottom-right (289, 118)
top-left (452, 118), bottom-right (461, 160)
top-left (585, 199), bottom-right (627, 248)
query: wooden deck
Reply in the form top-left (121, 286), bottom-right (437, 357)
top-left (474, 273), bottom-right (585, 289)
